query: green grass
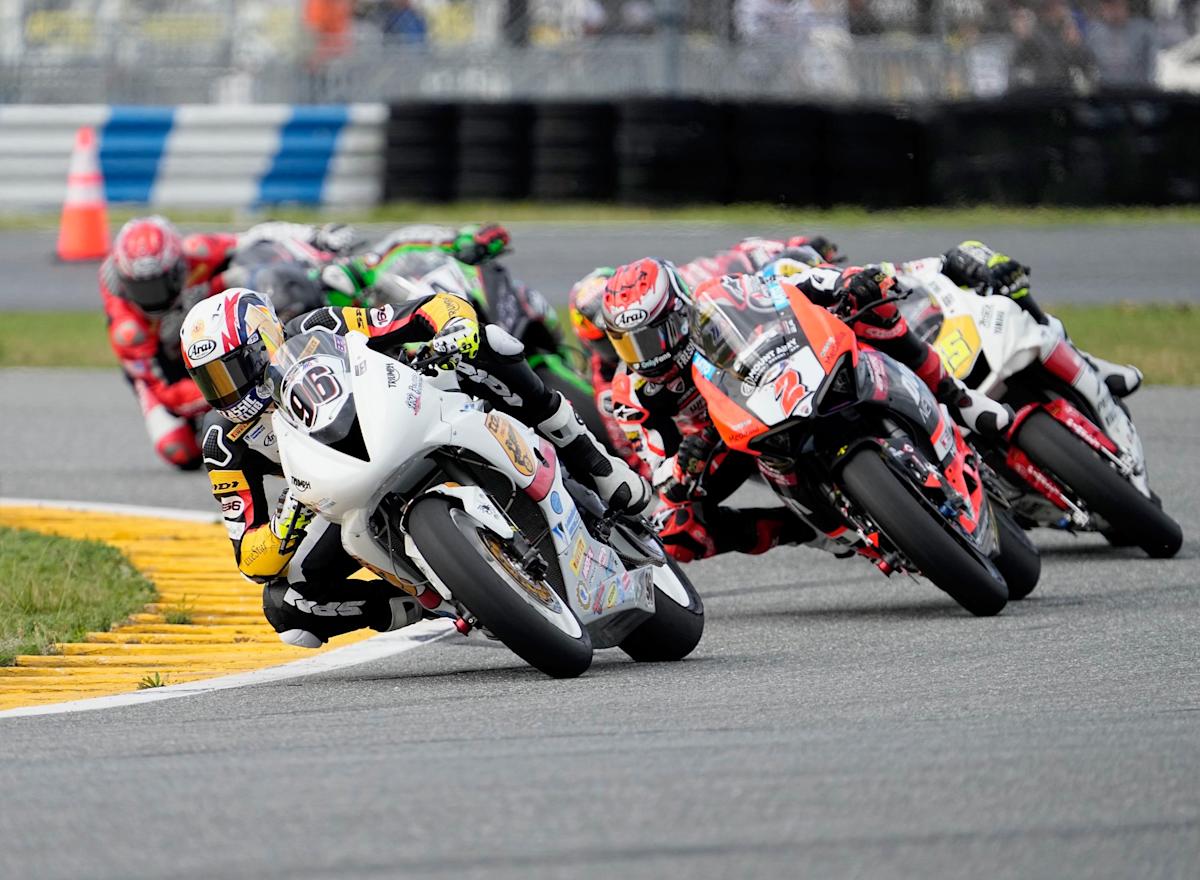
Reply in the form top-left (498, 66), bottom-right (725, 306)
top-left (1048, 303), bottom-right (1200, 386)
top-left (0, 526), bottom-right (155, 665)
top-left (4, 203), bottom-right (1200, 231)
top-left (0, 305), bottom-right (1196, 384)
top-left (0, 311), bottom-right (112, 368)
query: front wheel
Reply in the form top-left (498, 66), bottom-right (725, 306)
top-left (993, 509), bottom-right (1041, 600)
top-left (619, 556), bottom-right (705, 662)
top-left (1016, 412), bottom-right (1182, 559)
top-left (407, 497), bottom-right (593, 678)
top-left (841, 448), bottom-right (1009, 616)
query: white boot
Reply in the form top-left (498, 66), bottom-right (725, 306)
top-left (938, 377), bottom-right (1013, 437)
top-left (537, 393), bottom-right (651, 513)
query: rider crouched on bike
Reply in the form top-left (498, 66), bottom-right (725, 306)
top-left (677, 234), bottom-right (842, 287)
top-left (101, 216), bottom-right (357, 470)
top-left (934, 240), bottom-right (1143, 403)
top-left (567, 267), bottom-right (646, 474)
top-left (603, 256), bottom-right (1011, 563)
top-left (180, 288), bottom-right (649, 649)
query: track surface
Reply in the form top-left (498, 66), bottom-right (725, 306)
top-left (4, 222), bottom-right (1200, 311)
top-left (1, 366), bottom-right (1197, 879)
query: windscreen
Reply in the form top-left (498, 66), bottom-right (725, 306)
top-left (692, 277), bottom-right (800, 384)
top-left (270, 330), bottom-right (358, 443)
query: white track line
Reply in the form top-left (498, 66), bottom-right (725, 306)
top-left (0, 497), bottom-right (454, 719)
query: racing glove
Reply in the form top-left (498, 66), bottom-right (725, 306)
top-left (654, 428), bottom-right (719, 504)
top-left (838, 264), bottom-right (897, 318)
top-left (451, 223), bottom-right (510, 264)
top-left (430, 316), bottom-right (481, 368)
top-left (271, 489), bottom-right (316, 554)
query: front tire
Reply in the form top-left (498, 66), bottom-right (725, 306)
top-left (619, 556), bottom-right (705, 661)
top-left (1017, 412), bottom-right (1182, 559)
top-left (841, 448), bottom-right (1009, 616)
top-left (407, 497), bottom-right (593, 678)
top-left (993, 509), bottom-right (1041, 600)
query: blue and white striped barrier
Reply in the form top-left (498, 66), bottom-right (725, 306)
top-left (0, 104), bottom-right (386, 209)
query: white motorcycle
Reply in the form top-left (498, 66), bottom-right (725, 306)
top-left (896, 260), bottom-right (1182, 558)
top-left (267, 328), bottom-right (704, 678)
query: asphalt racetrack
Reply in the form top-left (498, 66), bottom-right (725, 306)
top-left (1, 223), bottom-right (1198, 879)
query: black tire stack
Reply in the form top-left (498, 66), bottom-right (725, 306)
top-left (384, 103), bottom-right (458, 202)
top-left (530, 102), bottom-right (617, 201)
top-left (615, 99), bottom-right (730, 204)
top-left (727, 102), bottom-right (831, 207)
top-left (456, 102), bottom-right (534, 200)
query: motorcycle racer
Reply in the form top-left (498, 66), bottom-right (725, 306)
top-left (182, 287), bottom-right (649, 649)
top-left (567, 267), bottom-right (645, 472)
top-left (677, 234), bottom-right (842, 287)
top-left (101, 217), bottom-right (358, 470)
top-left (319, 223), bottom-right (512, 307)
top-left (934, 240), bottom-right (1143, 403)
top-left (604, 256), bottom-right (1011, 562)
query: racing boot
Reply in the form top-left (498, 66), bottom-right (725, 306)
top-left (537, 392), bottom-right (651, 514)
top-left (937, 375), bottom-right (1013, 438)
top-left (264, 581), bottom-right (428, 649)
top-left (1042, 315), bottom-right (1142, 399)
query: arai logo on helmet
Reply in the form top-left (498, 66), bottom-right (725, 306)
top-left (187, 339), bottom-right (217, 361)
top-left (613, 308), bottom-right (648, 329)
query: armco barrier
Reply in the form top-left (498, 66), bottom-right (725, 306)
top-left (0, 104), bottom-right (386, 209)
top-left (385, 94), bottom-right (1200, 208)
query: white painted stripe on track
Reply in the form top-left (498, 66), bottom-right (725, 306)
top-left (0, 497), bottom-right (455, 719)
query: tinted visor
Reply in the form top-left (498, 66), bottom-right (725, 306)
top-left (608, 310), bottom-right (688, 376)
top-left (190, 335), bottom-right (270, 410)
top-left (124, 263), bottom-right (184, 315)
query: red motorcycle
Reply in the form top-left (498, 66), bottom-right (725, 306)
top-left (690, 274), bottom-right (1041, 616)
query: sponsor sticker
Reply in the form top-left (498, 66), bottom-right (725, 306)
top-left (186, 338), bottom-right (216, 362)
top-left (484, 412), bottom-right (536, 477)
top-left (569, 536), bottom-right (587, 575)
top-left (550, 491), bottom-right (562, 514)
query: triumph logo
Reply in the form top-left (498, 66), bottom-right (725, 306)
top-left (187, 339), bottom-right (217, 361)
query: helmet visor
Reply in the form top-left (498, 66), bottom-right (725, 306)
top-left (190, 336), bottom-right (270, 410)
top-left (125, 275), bottom-right (178, 315)
top-left (608, 310), bottom-right (688, 376)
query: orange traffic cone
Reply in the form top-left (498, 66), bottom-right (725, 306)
top-left (56, 126), bottom-right (110, 261)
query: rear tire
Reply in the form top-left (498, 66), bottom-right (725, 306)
top-left (841, 448), bottom-right (1009, 616)
top-left (1017, 412), bottom-right (1182, 559)
top-left (619, 556), bottom-right (705, 661)
top-left (407, 497), bottom-right (593, 678)
top-left (993, 509), bottom-right (1041, 599)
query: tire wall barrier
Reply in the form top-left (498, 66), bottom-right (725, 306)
top-left (385, 92), bottom-right (1200, 207)
top-left (0, 104), bottom-right (386, 209)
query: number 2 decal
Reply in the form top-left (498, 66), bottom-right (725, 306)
top-left (288, 364), bottom-right (342, 428)
top-left (773, 369), bottom-right (807, 415)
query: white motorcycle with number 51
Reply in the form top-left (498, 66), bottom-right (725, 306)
top-left (268, 328), bottom-right (704, 678)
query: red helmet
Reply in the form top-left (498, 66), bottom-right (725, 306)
top-left (568, 267), bottom-right (617, 362)
top-left (601, 258), bottom-right (692, 378)
top-left (181, 288), bottom-right (285, 424)
top-left (113, 216), bottom-right (186, 316)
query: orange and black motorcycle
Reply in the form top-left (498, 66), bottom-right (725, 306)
top-left (690, 275), bottom-right (1040, 616)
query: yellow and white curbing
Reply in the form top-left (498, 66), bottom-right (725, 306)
top-left (0, 500), bottom-right (450, 717)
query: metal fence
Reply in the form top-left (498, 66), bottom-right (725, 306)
top-left (0, 0), bottom-right (1190, 103)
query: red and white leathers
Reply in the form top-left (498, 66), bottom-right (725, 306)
top-left (100, 230), bottom-right (238, 469)
top-left (567, 267), bottom-right (645, 473)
